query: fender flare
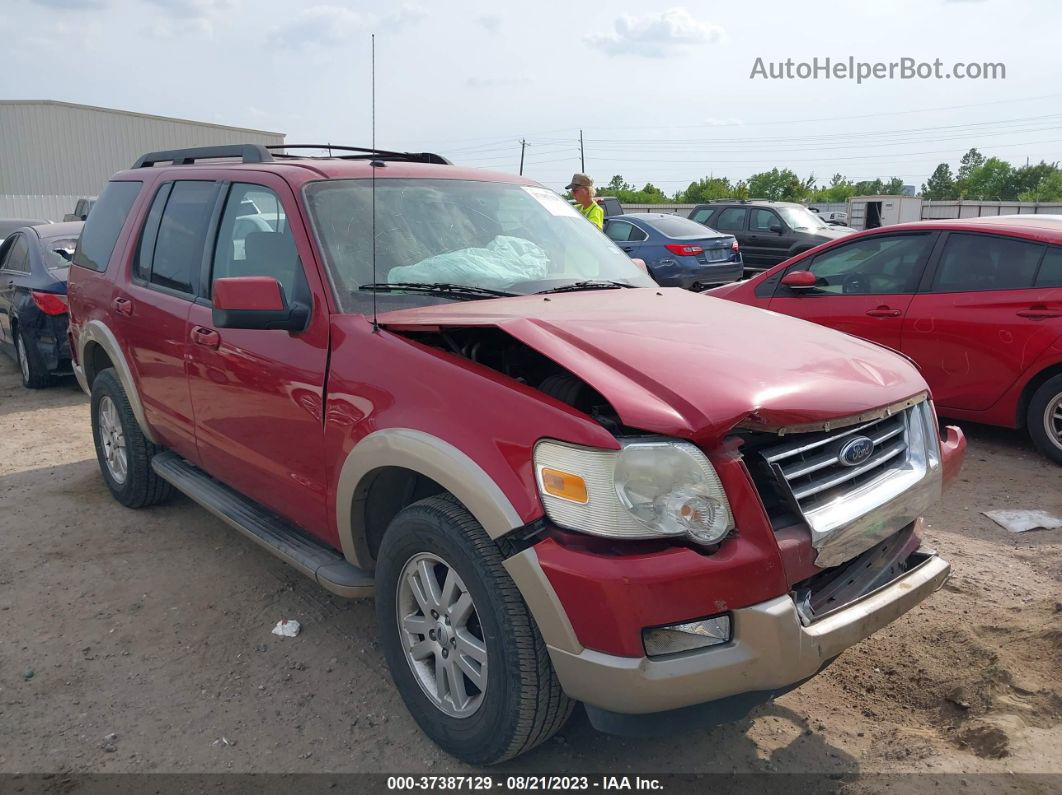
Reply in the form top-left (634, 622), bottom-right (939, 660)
top-left (335, 428), bottom-right (525, 569)
top-left (75, 319), bottom-right (158, 444)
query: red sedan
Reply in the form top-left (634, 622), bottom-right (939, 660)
top-left (711, 216), bottom-right (1062, 463)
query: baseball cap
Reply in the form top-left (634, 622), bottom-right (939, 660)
top-left (565, 173), bottom-right (593, 190)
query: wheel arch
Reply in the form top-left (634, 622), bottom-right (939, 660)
top-left (336, 429), bottom-right (525, 570)
top-left (1017, 360), bottom-right (1062, 428)
top-left (76, 320), bottom-right (158, 444)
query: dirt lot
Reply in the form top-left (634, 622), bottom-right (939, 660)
top-left (0, 355), bottom-right (1059, 782)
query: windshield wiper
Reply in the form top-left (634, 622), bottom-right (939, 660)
top-left (536, 280), bottom-right (636, 295)
top-left (358, 282), bottom-right (517, 300)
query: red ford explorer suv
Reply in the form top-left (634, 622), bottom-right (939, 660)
top-left (711, 216), bottom-right (1062, 464)
top-left (68, 144), bottom-right (965, 764)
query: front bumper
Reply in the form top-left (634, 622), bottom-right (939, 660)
top-left (536, 549), bottom-right (949, 715)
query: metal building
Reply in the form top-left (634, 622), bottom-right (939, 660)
top-left (0, 100), bottom-right (285, 220)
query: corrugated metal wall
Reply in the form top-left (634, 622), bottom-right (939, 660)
top-left (0, 101), bottom-right (284, 218)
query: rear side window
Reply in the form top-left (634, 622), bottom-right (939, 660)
top-left (605, 221), bottom-right (635, 242)
top-left (147, 181), bottom-right (218, 295)
top-left (689, 208), bottom-right (714, 225)
top-left (713, 207), bottom-right (747, 232)
top-left (1036, 247), bottom-right (1062, 287)
top-left (933, 233), bottom-right (1044, 292)
top-left (73, 181), bottom-right (142, 272)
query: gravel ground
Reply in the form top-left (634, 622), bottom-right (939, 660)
top-left (0, 355), bottom-right (1059, 782)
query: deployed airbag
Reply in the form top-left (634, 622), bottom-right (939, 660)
top-left (387, 235), bottom-right (549, 288)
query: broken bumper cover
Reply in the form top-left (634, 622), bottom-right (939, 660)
top-left (544, 549), bottom-right (949, 715)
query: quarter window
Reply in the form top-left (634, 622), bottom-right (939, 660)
top-left (212, 184), bottom-right (301, 302)
top-left (73, 180), bottom-right (142, 272)
top-left (799, 234), bottom-right (932, 295)
top-left (713, 207), bottom-right (747, 232)
top-left (933, 233), bottom-right (1044, 292)
top-left (2, 234), bottom-right (31, 273)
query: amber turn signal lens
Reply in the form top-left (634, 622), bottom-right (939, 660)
top-left (539, 468), bottom-right (589, 504)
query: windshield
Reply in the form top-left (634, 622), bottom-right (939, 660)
top-left (777, 206), bottom-right (829, 231)
top-left (304, 178), bottom-right (655, 312)
top-left (43, 237), bottom-right (79, 271)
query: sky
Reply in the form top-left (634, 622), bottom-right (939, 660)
top-left (4, 0), bottom-right (1061, 194)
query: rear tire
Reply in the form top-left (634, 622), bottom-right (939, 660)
top-left (375, 495), bottom-right (573, 764)
top-left (15, 327), bottom-right (53, 389)
top-left (1027, 374), bottom-right (1062, 465)
top-left (90, 368), bottom-right (173, 507)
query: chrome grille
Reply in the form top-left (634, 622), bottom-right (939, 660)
top-left (751, 400), bottom-right (943, 568)
top-left (764, 412), bottom-right (908, 510)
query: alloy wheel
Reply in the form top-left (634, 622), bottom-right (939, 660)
top-left (98, 395), bottom-right (128, 484)
top-left (396, 552), bottom-right (488, 718)
top-left (1045, 392), bottom-right (1062, 452)
top-left (16, 335), bottom-right (30, 385)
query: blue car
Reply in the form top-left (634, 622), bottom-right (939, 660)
top-left (0, 221), bottom-right (82, 388)
top-left (603, 213), bottom-right (743, 289)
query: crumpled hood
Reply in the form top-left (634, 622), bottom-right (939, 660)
top-left (380, 288), bottom-right (928, 443)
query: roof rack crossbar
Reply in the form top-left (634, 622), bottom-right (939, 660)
top-left (265, 144), bottom-right (451, 165)
top-left (132, 144), bottom-right (274, 169)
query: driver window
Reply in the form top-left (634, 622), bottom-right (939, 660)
top-left (800, 234), bottom-right (932, 295)
top-left (212, 184), bottom-right (301, 302)
top-left (750, 209), bottom-right (780, 232)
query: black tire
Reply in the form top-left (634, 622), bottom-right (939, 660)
top-left (14, 326), bottom-right (53, 389)
top-left (90, 368), bottom-right (173, 508)
top-left (375, 495), bottom-right (573, 764)
top-left (1027, 374), bottom-right (1062, 465)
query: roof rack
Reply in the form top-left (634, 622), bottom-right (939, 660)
top-left (132, 144), bottom-right (273, 168)
top-left (131, 143), bottom-right (452, 170)
top-left (707, 198), bottom-right (775, 204)
top-left (266, 144), bottom-right (451, 165)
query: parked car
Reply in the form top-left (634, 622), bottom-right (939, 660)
top-left (0, 221), bottom-right (82, 387)
top-left (69, 144), bottom-right (964, 764)
top-left (595, 196), bottom-right (624, 218)
top-left (809, 208), bottom-right (849, 226)
top-left (689, 200), bottom-right (854, 272)
top-left (63, 197), bottom-right (97, 222)
top-left (0, 218), bottom-right (49, 246)
top-left (603, 212), bottom-right (743, 288)
top-left (710, 216), bottom-right (1062, 463)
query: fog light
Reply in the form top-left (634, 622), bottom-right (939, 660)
top-left (642, 615), bottom-right (731, 656)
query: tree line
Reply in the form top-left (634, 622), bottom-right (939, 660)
top-left (597, 149), bottom-right (1062, 204)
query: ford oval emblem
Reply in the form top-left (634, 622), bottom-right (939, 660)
top-left (839, 436), bottom-right (875, 467)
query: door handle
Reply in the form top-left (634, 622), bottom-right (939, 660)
top-left (621, 246), bottom-right (634, 253)
top-left (866, 307), bottom-right (902, 318)
top-left (190, 326), bottom-right (221, 350)
top-left (113, 297), bottom-right (133, 316)
top-left (1016, 306), bottom-right (1062, 320)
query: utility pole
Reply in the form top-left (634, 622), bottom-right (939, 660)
top-left (579, 129), bottom-right (585, 173)
top-left (519, 139), bottom-right (529, 175)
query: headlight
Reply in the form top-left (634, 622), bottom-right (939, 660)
top-left (534, 439), bottom-right (733, 545)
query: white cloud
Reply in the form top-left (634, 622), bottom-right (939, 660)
top-left (269, 5), bottom-right (368, 48)
top-left (269, 4), bottom-right (422, 49)
top-left (586, 7), bottom-right (724, 58)
top-left (477, 14), bottom-right (501, 33)
top-left (142, 0), bottom-right (228, 18)
top-left (30, 0), bottom-right (106, 8)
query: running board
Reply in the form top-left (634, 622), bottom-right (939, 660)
top-left (151, 452), bottom-right (373, 598)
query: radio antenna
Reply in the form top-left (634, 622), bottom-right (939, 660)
top-left (370, 33), bottom-right (379, 333)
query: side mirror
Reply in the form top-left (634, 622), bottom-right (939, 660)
top-left (630, 257), bottom-right (648, 272)
top-left (780, 270), bottom-right (817, 290)
top-left (769, 223), bottom-right (784, 234)
top-left (212, 276), bottom-right (309, 331)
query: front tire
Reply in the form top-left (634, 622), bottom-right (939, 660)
top-left (90, 369), bottom-right (172, 507)
top-left (1028, 374), bottom-right (1062, 464)
top-left (375, 495), bottom-right (573, 764)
